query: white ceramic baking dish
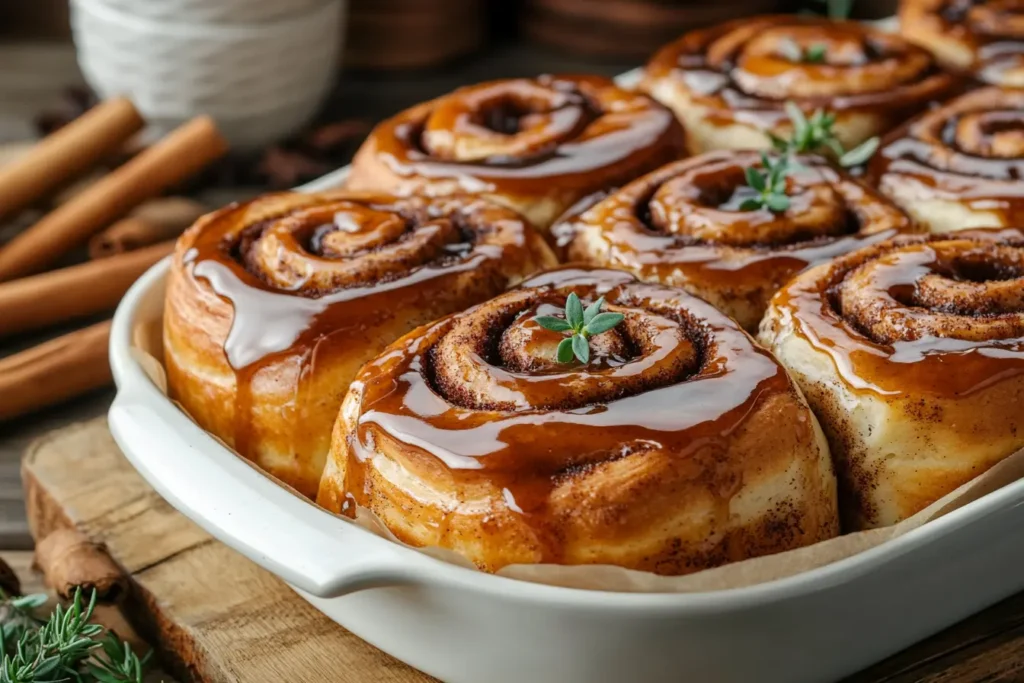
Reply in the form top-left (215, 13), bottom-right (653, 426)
top-left (108, 262), bottom-right (1024, 683)
top-left (108, 61), bottom-right (1024, 683)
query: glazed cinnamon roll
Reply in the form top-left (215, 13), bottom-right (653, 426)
top-left (870, 87), bottom-right (1024, 233)
top-left (640, 16), bottom-right (955, 155)
top-left (164, 192), bottom-right (556, 497)
top-left (557, 151), bottom-right (914, 331)
top-left (346, 75), bottom-right (686, 230)
top-left (759, 228), bottom-right (1024, 529)
top-left (900, 0), bottom-right (1024, 86)
top-left (318, 267), bottom-right (839, 574)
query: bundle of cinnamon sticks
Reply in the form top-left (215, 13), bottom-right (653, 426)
top-left (0, 98), bottom-right (228, 421)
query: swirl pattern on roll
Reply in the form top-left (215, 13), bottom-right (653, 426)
top-left (870, 86), bottom-right (1024, 234)
top-left (345, 75), bottom-right (687, 230)
top-left (640, 15), bottom-right (955, 155)
top-left (556, 151), bottom-right (913, 331)
top-left (759, 228), bottom-right (1024, 528)
top-left (163, 191), bottom-right (556, 497)
top-left (900, 0), bottom-right (1024, 86)
top-left (317, 267), bottom-right (839, 575)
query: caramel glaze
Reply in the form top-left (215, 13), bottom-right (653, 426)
top-left (163, 191), bottom-right (556, 497)
top-left (868, 86), bottom-right (1024, 229)
top-left (556, 151), bottom-right (915, 331)
top-left (346, 75), bottom-right (687, 229)
top-left (900, 0), bottom-right (1024, 86)
top-left (773, 228), bottom-right (1024, 398)
top-left (318, 266), bottom-right (839, 573)
top-left (641, 15), bottom-right (955, 138)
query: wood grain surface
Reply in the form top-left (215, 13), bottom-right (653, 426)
top-left (17, 417), bottom-right (1024, 682)
top-left (22, 418), bottom-right (433, 683)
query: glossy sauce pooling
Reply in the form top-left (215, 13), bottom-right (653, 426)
top-left (364, 74), bottom-right (685, 198)
top-left (562, 151), bottom-right (912, 290)
top-left (180, 192), bottom-right (539, 457)
top-left (340, 267), bottom-right (793, 556)
top-left (774, 228), bottom-right (1024, 397)
top-left (870, 86), bottom-right (1024, 225)
top-left (644, 15), bottom-right (953, 126)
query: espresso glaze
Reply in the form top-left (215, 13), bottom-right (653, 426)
top-left (172, 191), bottom-right (551, 466)
top-left (559, 151), bottom-right (913, 329)
top-left (643, 15), bottom-right (954, 130)
top-left (350, 75), bottom-right (686, 203)
top-left (773, 228), bottom-right (1024, 397)
top-left (870, 86), bottom-right (1024, 227)
top-left (900, 0), bottom-right (1024, 85)
top-left (339, 267), bottom-right (793, 558)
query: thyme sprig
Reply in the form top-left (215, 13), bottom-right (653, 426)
top-left (814, 0), bottom-right (854, 19)
top-left (769, 101), bottom-right (880, 168)
top-left (0, 588), bottom-right (151, 683)
top-left (778, 39), bottom-right (828, 64)
top-left (740, 152), bottom-right (794, 213)
top-left (535, 293), bottom-right (624, 365)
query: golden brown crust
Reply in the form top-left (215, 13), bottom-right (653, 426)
top-left (640, 15), bottom-right (956, 155)
top-left (556, 151), bottom-right (915, 331)
top-left (900, 0), bottom-right (1024, 86)
top-left (759, 228), bottom-right (1024, 528)
top-left (317, 266), bottom-right (839, 574)
top-left (346, 75), bottom-right (686, 230)
top-left (869, 87), bottom-right (1024, 233)
top-left (163, 191), bottom-right (557, 497)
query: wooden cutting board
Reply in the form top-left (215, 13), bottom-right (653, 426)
top-left (19, 417), bottom-right (1024, 683)
top-left (22, 417), bottom-right (433, 683)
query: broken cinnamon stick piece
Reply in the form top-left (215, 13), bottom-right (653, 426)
top-left (0, 556), bottom-right (21, 596)
top-left (0, 241), bottom-right (172, 337)
top-left (89, 197), bottom-right (205, 259)
top-left (0, 98), bottom-right (143, 222)
top-left (34, 528), bottom-right (127, 603)
top-left (0, 116), bottom-right (227, 282)
top-left (0, 320), bottom-right (112, 421)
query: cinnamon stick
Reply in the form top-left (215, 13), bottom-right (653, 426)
top-left (89, 197), bottom-right (205, 259)
top-left (34, 528), bottom-right (127, 603)
top-left (0, 320), bottom-right (112, 421)
top-left (0, 241), bottom-right (172, 338)
top-left (0, 116), bottom-right (227, 282)
top-left (0, 98), bottom-right (143, 222)
top-left (0, 556), bottom-right (20, 596)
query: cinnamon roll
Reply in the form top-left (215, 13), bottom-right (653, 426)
top-left (640, 15), bottom-right (955, 155)
top-left (317, 267), bottom-right (839, 574)
top-left (164, 192), bottom-right (556, 497)
top-left (557, 151), bottom-right (914, 331)
top-left (759, 228), bottom-right (1024, 529)
top-left (900, 0), bottom-right (1024, 86)
top-left (870, 87), bottom-right (1024, 234)
top-left (346, 75), bottom-right (686, 230)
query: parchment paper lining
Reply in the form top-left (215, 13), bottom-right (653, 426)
top-left (131, 288), bottom-right (1024, 593)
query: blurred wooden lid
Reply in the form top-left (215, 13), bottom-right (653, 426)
top-left (523, 0), bottom-right (783, 58)
top-left (344, 0), bottom-right (485, 70)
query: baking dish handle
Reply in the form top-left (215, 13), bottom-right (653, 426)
top-left (108, 386), bottom-right (421, 598)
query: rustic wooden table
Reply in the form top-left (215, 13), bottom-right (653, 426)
top-left (3, 39), bottom-right (1024, 683)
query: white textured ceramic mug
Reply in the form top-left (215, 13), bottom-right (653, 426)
top-left (70, 0), bottom-right (345, 149)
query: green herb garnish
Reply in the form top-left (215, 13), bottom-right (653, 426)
top-left (769, 101), bottom-right (880, 168)
top-left (535, 293), bottom-right (624, 365)
top-left (740, 152), bottom-right (794, 213)
top-left (778, 39), bottom-right (828, 63)
top-left (0, 588), bottom-right (150, 683)
top-left (808, 0), bottom-right (854, 19)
